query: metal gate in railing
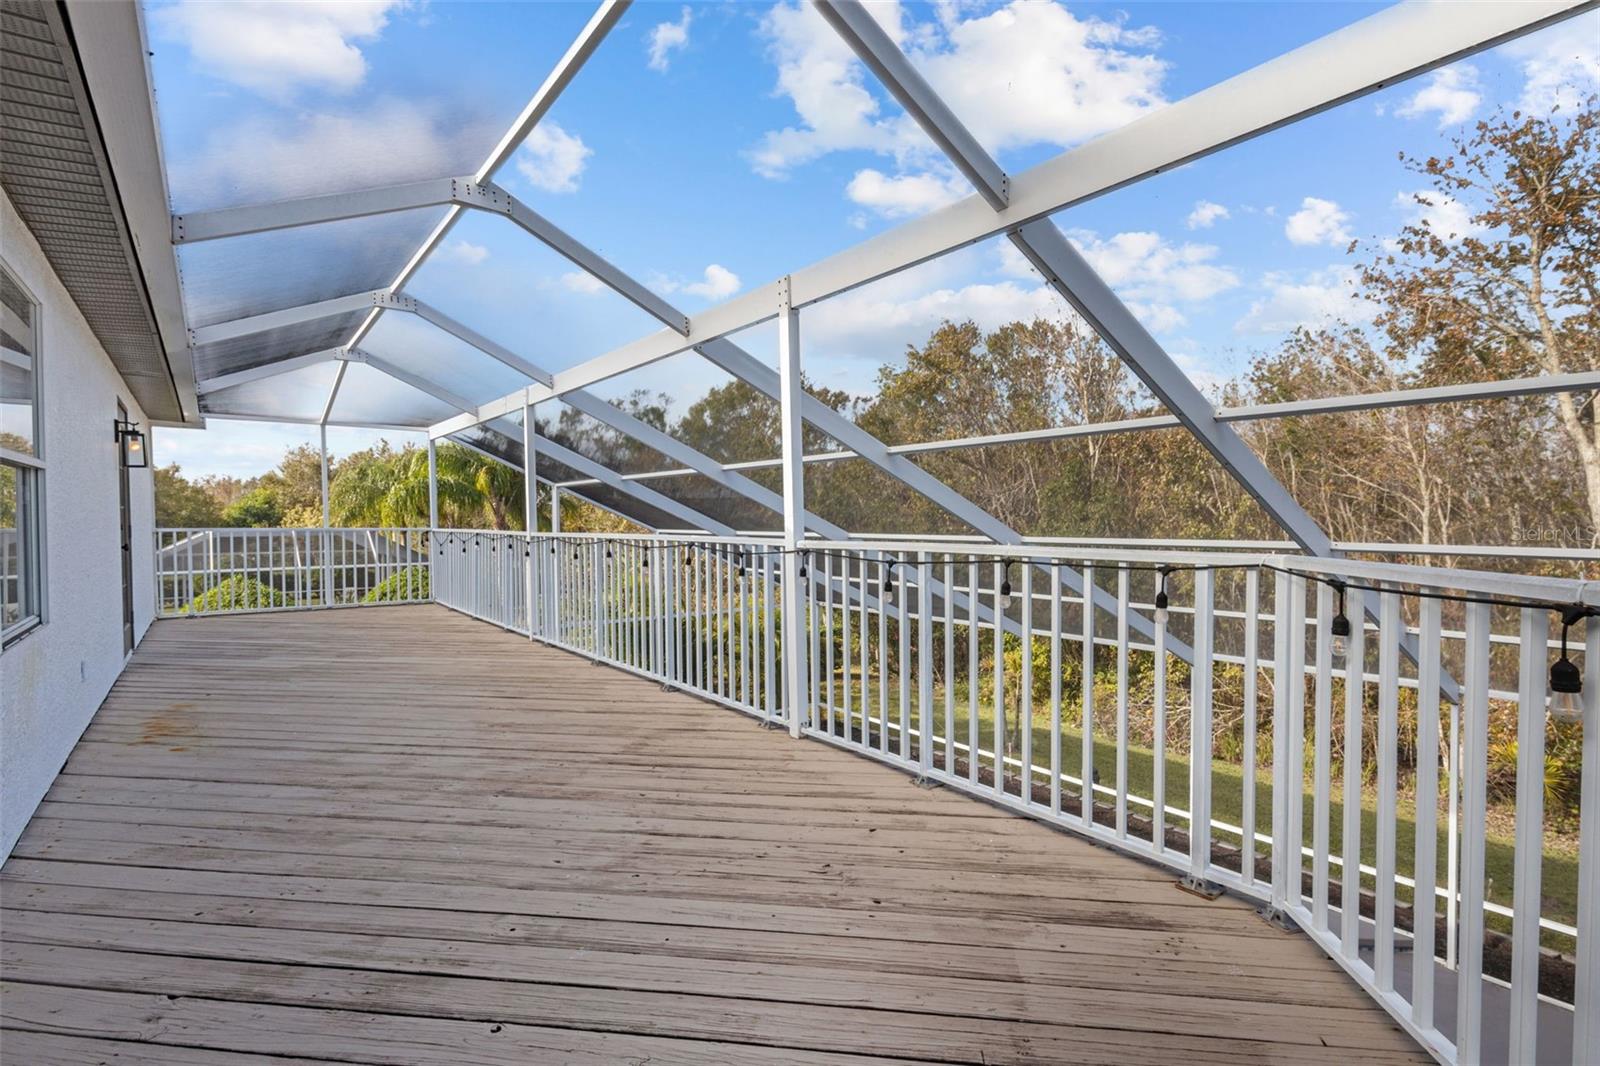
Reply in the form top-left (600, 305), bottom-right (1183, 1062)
top-left (154, 527), bottom-right (431, 616)
top-left (429, 528), bottom-right (1596, 1066)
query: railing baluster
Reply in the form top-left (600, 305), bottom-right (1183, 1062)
top-left (1341, 586), bottom-right (1366, 961)
top-left (1287, 574), bottom-right (1307, 908)
top-left (1115, 566), bottom-right (1128, 837)
top-left (993, 559), bottom-right (1006, 799)
top-left (1575, 620), bottom-right (1599, 1065)
top-left (1189, 568), bottom-right (1214, 884)
top-left (967, 557), bottom-right (978, 786)
top-left (1455, 600), bottom-right (1491, 1064)
top-left (944, 556), bottom-right (956, 775)
top-left (1050, 561), bottom-right (1063, 818)
top-left (1411, 596), bottom-right (1442, 1031)
top-left (1507, 607), bottom-right (1548, 1062)
top-left (1020, 561), bottom-right (1033, 806)
top-left (1312, 579), bottom-right (1334, 930)
top-left (861, 555), bottom-right (871, 748)
top-left (1153, 577), bottom-right (1169, 853)
top-left (1081, 564), bottom-right (1094, 830)
top-left (918, 552), bottom-right (933, 779)
top-left (1374, 588), bottom-right (1401, 992)
top-left (878, 553), bottom-right (889, 755)
top-left (899, 556), bottom-right (912, 760)
top-left (1243, 569), bottom-right (1260, 885)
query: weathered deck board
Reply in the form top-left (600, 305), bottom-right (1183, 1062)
top-left (0, 605), bottom-right (1424, 1064)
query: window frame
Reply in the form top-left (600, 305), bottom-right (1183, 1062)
top-left (2, 259), bottom-right (46, 646)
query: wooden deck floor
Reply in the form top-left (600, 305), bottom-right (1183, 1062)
top-left (0, 605), bottom-right (1424, 1065)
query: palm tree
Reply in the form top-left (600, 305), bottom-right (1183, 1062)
top-left (331, 443), bottom-right (524, 530)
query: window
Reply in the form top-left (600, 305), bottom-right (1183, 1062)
top-left (2, 263), bottom-right (44, 643)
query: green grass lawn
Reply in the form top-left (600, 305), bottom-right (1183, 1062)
top-left (818, 672), bottom-right (1578, 951)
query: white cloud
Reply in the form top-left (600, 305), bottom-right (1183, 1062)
top-left (648, 7), bottom-right (692, 72)
top-left (1003, 228), bottom-right (1235, 333)
top-left (656, 264), bottom-right (742, 301)
top-left (1515, 20), bottom-right (1600, 114)
top-left (170, 98), bottom-right (493, 208)
top-left (439, 239), bottom-right (488, 266)
top-left (561, 271), bottom-right (605, 295)
top-left (846, 166), bottom-right (969, 218)
top-left (1395, 65), bottom-right (1481, 128)
top-left (1284, 197), bottom-right (1353, 247)
top-left (807, 279), bottom-right (1061, 359)
top-left (1393, 189), bottom-right (1483, 242)
top-left (1071, 229), bottom-right (1239, 330)
top-left (153, 0), bottom-right (403, 101)
top-left (748, 1), bottom-right (1165, 179)
top-left (1234, 267), bottom-right (1374, 335)
top-left (1186, 200), bottom-right (1229, 230)
top-left (516, 123), bottom-right (591, 194)
top-left (909, 3), bottom-right (1167, 154)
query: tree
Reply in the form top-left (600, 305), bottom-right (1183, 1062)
top-left (331, 440), bottom-right (526, 531)
top-left (153, 464), bottom-right (222, 527)
top-left (221, 484), bottom-right (283, 527)
top-left (1359, 101), bottom-right (1599, 540)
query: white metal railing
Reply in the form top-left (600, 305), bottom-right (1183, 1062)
top-left (426, 529), bottom-right (1597, 1064)
top-left (432, 530), bottom-right (793, 724)
top-left (154, 527), bottom-right (431, 616)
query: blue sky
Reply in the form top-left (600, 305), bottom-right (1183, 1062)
top-left (146, 0), bottom-right (1600, 480)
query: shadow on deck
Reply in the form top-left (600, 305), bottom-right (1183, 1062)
top-left (0, 604), bottom-right (1424, 1064)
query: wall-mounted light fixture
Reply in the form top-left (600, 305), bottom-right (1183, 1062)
top-left (114, 418), bottom-right (148, 468)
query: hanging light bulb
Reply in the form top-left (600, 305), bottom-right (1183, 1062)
top-left (798, 551), bottom-right (808, 579)
top-left (882, 560), bottom-right (896, 604)
top-left (1154, 567), bottom-right (1171, 626)
top-left (999, 563), bottom-right (1013, 610)
top-left (1549, 606), bottom-right (1587, 725)
top-left (1329, 581), bottom-right (1351, 664)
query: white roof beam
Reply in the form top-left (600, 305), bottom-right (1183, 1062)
top-left (195, 348), bottom-right (343, 396)
top-left (346, 333), bottom-right (726, 535)
top-left (205, 412), bottom-right (427, 432)
top-left (347, 0), bottom-right (630, 349)
top-left (348, 348), bottom-right (479, 415)
top-left (410, 298), bottom-right (552, 386)
top-left (318, 361), bottom-right (347, 426)
top-left (821, 0), bottom-right (1329, 552)
top-left (814, 2), bottom-right (1007, 209)
top-left (189, 290), bottom-right (409, 347)
top-left (175, 176), bottom-right (690, 338)
top-left (561, 388), bottom-right (851, 540)
top-left (535, 436), bottom-right (734, 536)
top-left (173, 178), bottom-right (461, 244)
top-left (451, 0), bottom-right (1592, 407)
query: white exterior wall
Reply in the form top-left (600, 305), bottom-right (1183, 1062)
top-left (1, 187), bottom-right (158, 862)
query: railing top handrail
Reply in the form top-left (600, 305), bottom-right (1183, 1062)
top-left (806, 538), bottom-right (1596, 606)
top-left (158, 526), bottom-right (427, 533)
top-left (435, 528), bottom-right (787, 544)
top-left (1265, 553), bottom-right (1598, 609)
top-left (807, 537), bottom-right (1278, 570)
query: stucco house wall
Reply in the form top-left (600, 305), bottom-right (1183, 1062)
top-left (1, 186), bottom-right (157, 861)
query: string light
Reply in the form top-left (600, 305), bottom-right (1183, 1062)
top-left (1329, 580), bottom-right (1351, 663)
top-left (882, 558), bottom-right (896, 604)
top-left (1154, 566), bottom-right (1171, 626)
top-left (1550, 606), bottom-right (1587, 724)
top-left (798, 551), bottom-right (808, 579)
top-left (999, 562), bottom-right (1013, 610)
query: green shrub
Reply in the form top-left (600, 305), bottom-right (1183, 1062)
top-left (188, 575), bottom-right (288, 613)
top-left (363, 566), bottom-right (430, 603)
